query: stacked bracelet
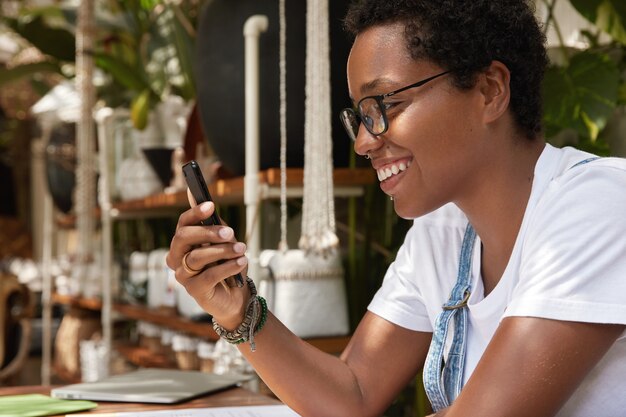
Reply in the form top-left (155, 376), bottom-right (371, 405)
top-left (212, 277), bottom-right (268, 352)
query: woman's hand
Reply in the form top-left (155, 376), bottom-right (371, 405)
top-left (165, 191), bottom-right (250, 329)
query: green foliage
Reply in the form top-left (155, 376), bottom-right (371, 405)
top-left (93, 52), bottom-right (150, 92)
top-left (542, 0), bottom-right (626, 155)
top-left (3, 14), bottom-right (76, 61)
top-left (130, 89), bottom-right (152, 130)
top-left (345, 184), bottom-right (412, 331)
top-left (0, 61), bottom-right (63, 85)
top-left (619, 82), bottom-right (626, 105)
top-left (90, 0), bottom-right (199, 123)
top-left (0, 0), bottom-right (202, 129)
top-left (0, 8), bottom-right (75, 96)
top-left (543, 50), bottom-right (619, 141)
top-left (569, 0), bottom-right (626, 44)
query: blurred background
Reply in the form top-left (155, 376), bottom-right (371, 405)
top-left (0, 1), bottom-right (624, 416)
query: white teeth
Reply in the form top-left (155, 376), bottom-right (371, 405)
top-left (376, 161), bottom-right (410, 182)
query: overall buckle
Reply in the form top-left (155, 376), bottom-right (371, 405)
top-left (442, 290), bottom-right (471, 310)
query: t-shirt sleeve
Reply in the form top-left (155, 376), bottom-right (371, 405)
top-left (368, 223), bottom-right (434, 332)
top-left (505, 162), bottom-right (626, 325)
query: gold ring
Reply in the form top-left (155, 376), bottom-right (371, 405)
top-left (182, 252), bottom-right (202, 275)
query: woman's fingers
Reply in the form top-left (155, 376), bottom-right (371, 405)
top-left (180, 257), bottom-right (249, 300)
top-left (166, 224), bottom-right (233, 269)
top-left (187, 188), bottom-right (197, 207)
top-left (177, 200), bottom-right (216, 228)
top-left (183, 191), bottom-right (229, 228)
top-left (177, 242), bottom-right (247, 278)
top-left (166, 199), bottom-right (235, 271)
top-left (164, 188), bottom-right (249, 320)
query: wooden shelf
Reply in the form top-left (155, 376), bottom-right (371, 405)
top-left (114, 303), bottom-right (217, 340)
top-left (109, 191), bottom-right (188, 214)
top-left (52, 294), bottom-right (350, 354)
top-left (116, 336), bottom-right (350, 370)
top-left (210, 167), bottom-right (375, 204)
top-left (116, 344), bottom-right (176, 368)
top-left (52, 293), bottom-right (217, 339)
top-left (109, 167), bottom-right (374, 217)
top-left (52, 293), bottom-right (104, 310)
top-left (54, 167), bottom-right (374, 224)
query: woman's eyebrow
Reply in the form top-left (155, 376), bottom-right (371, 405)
top-left (360, 77), bottom-right (397, 95)
top-left (347, 77), bottom-right (399, 102)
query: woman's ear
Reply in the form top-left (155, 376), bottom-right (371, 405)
top-left (479, 60), bottom-right (511, 125)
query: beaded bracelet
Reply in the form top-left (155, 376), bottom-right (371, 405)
top-left (212, 277), bottom-right (268, 352)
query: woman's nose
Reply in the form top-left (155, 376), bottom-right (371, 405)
top-left (353, 125), bottom-right (382, 159)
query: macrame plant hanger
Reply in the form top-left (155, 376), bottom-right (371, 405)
top-left (277, 0), bottom-right (289, 253)
top-left (277, 0), bottom-right (338, 255)
top-left (265, 0), bottom-right (349, 338)
top-left (299, 0), bottom-right (339, 254)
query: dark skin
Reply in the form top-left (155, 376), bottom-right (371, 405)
top-left (167, 21), bottom-right (624, 417)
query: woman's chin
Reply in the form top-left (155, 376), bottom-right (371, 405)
top-left (391, 198), bottom-right (415, 220)
top-left (392, 196), bottom-right (443, 220)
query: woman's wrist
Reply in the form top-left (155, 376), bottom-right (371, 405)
top-left (212, 277), bottom-right (268, 351)
top-left (217, 292), bottom-right (251, 331)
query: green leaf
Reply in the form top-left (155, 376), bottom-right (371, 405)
top-left (543, 51), bottom-right (619, 140)
top-left (618, 82), bottom-right (626, 106)
top-left (570, 0), bottom-right (626, 44)
top-left (3, 15), bottom-right (76, 62)
top-left (131, 89), bottom-right (152, 130)
top-left (0, 61), bottom-right (63, 87)
top-left (30, 77), bottom-right (53, 97)
top-left (140, 0), bottom-right (160, 11)
top-left (575, 137), bottom-right (612, 156)
top-left (93, 52), bottom-right (149, 92)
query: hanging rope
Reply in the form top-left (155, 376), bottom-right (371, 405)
top-left (76, 0), bottom-right (97, 270)
top-left (299, 0), bottom-right (338, 255)
top-left (278, 0), bottom-right (288, 253)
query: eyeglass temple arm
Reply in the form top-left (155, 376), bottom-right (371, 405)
top-left (385, 70), bottom-right (451, 98)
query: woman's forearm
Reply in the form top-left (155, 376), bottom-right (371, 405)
top-left (238, 313), bottom-right (367, 417)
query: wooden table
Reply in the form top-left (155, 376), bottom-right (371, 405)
top-left (0, 385), bottom-right (281, 416)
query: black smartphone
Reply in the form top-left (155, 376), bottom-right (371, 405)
top-left (182, 160), bottom-right (244, 286)
top-left (182, 160), bottom-right (220, 226)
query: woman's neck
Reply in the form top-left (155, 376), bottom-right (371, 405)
top-left (456, 136), bottom-right (545, 295)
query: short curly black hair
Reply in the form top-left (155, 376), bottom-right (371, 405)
top-left (344, 0), bottom-right (548, 140)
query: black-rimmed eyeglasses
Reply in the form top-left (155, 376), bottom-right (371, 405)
top-left (339, 70), bottom-right (450, 142)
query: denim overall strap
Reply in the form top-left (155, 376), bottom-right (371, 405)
top-left (570, 157), bottom-right (599, 168)
top-left (423, 223), bottom-right (477, 411)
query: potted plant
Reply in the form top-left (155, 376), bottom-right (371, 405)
top-left (1, 1), bottom-right (200, 126)
top-left (1, 1), bottom-right (205, 197)
top-left (541, 0), bottom-right (626, 156)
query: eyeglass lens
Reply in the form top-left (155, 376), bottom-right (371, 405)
top-left (359, 97), bottom-right (385, 136)
top-left (340, 110), bottom-right (359, 141)
top-left (340, 97), bottom-right (386, 141)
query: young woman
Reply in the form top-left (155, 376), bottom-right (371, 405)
top-left (167, 1), bottom-right (626, 416)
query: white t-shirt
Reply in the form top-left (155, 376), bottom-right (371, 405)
top-left (368, 144), bottom-right (626, 417)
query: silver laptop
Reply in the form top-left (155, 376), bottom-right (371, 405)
top-left (51, 368), bottom-right (247, 404)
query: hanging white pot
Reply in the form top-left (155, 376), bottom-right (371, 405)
top-left (260, 249), bottom-right (350, 338)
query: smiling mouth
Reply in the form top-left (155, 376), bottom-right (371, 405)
top-left (377, 160), bottom-right (411, 182)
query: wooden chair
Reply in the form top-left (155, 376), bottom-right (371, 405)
top-left (0, 273), bottom-right (34, 384)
